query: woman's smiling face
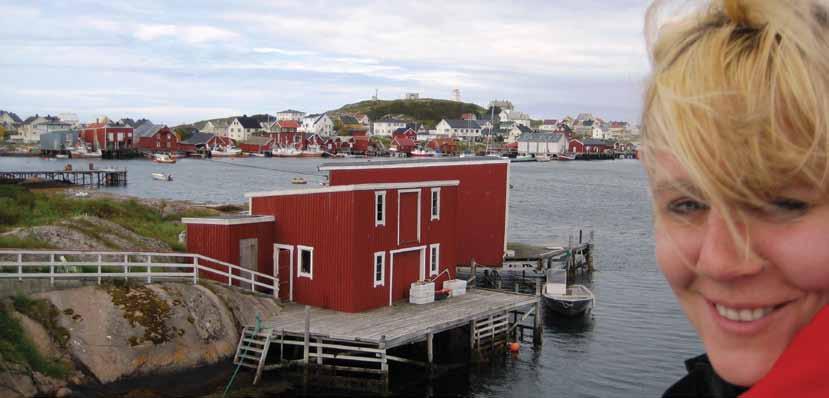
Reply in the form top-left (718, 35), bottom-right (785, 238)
top-left (649, 153), bottom-right (829, 387)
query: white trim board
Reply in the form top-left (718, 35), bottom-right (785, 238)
top-left (182, 216), bottom-right (275, 225)
top-left (318, 158), bottom-right (509, 171)
top-left (245, 180), bottom-right (459, 198)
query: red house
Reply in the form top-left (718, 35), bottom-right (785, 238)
top-left (276, 120), bottom-right (299, 133)
top-left (135, 124), bottom-right (178, 153)
top-left (178, 133), bottom-right (234, 154)
top-left (80, 122), bottom-right (134, 151)
top-left (390, 136), bottom-right (416, 154)
top-left (569, 138), bottom-right (613, 154)
top-left (427, 138), bottom-right (458, 155)
top-left (392, 128), bottom-right (417, 141)
top-left (183, 157), bottom-right (509, 313)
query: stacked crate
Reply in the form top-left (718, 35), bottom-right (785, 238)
top-left (409, 281), bottom-right (435, 304)
top-left (443, 279), bottom-right (467, 297)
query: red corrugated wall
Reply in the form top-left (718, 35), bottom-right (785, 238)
top-left (185, 222), bottom-right (274, 290)
top-left (328, 162), bottom-right (508, 267)
top-left (250, 185), bottom-right (458, 312)
top-left (252, 192), bottom-right (356, 311)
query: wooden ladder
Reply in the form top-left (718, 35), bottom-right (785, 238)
top-left (233, 326), bottom-right (273, 385)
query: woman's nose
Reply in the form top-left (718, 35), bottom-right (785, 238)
top-left (696, 209), bottom-right (765, 280)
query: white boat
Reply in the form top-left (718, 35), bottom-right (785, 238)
top-left (250, 152), bottom-right (266, 157)
top-left (272, 147), bottom-right (301, 157)
top-left (510, 155), bottom-right (536, 163)
top-left (151, 172), bottom-right (173, 181)
top-left (542, 268), bottom-right (594, 317)
top-left (55, 154), bottom-right (69, 159)
top-left (300, 145), bottom-right (324, 157)
top-left (153, 153), bottom-right (176, 164)
top-left (411, 148), bottom-right (436, 157)
top-left (556, 152), bottom-right (576, 161)
top-left (211, 145), bottom-right (243, 157)
top-left (536, 154), bottom-right (552, 162)
top-left (291, 177), bottom-right (307, 184)
top-left (69, 145), bottom-right (102, 158)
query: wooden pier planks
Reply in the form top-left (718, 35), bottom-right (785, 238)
top-left (261, 289), bottom-right (537, 349)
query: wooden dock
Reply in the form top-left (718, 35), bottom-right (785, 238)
top-left (233, 289), bottom-right (541, 388)
top-left (0, 170), bottom-right (127, 187)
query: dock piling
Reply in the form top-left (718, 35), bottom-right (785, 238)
top-left (534, 280), bottom-right (543, 347)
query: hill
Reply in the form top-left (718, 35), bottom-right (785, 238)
top-left (180, 114), bottom-right (275, 130)
top-left (331, 99), bottom-right (487, 129)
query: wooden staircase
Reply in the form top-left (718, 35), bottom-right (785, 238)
top-left (233, 326), bottom-right (273, 384)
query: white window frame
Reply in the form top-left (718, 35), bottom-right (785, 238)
top-left (297, 245), bottom-right (314, 279)
top-left (429, 244), bottom-right (440, 276)
top-left (375, 191), bottom-right (386, 226)
top-left (430, 188), bottom-right (440, 221)
top-left (373, 251), bottom-right (385, 287)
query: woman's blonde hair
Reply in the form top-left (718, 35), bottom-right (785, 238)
top-left (642, 0), bottom-right (829, 210)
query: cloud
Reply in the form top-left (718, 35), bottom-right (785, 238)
top-left (134, 24), bottom-right (238, 44)
top-left (252, 48), bottom-right (316, 56)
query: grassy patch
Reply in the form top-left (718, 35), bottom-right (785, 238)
top-left (0, 303), bottom-right (69, 378)
top-left (0, 235), bottom-right (54, 249)
top-left (0, 185), bottom-right (217, 252)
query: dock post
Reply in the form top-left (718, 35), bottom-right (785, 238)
top-left (469, 319), bottom-right (479, 363)
top-left (303, 306), bottom-right (310, 364)
top-left (470, 259), bottom-right (477, 289)
top-left (379, 335), bottom-right (389, 394)
top-left (426, 332), bottom-right (434, 376)
top-left (533, 280), bottom-right (543, 348)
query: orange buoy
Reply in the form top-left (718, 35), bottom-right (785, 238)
top-left (508, 342), bottom-right (521, 353)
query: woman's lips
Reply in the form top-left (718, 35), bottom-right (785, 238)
top-left (706, 299), bottom-right (793, 335)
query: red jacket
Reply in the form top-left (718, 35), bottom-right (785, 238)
top-left (742, 306), bottom-right (829, 397)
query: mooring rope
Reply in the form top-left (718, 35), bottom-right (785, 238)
top-left (207, 159), bottom-right (326, 178)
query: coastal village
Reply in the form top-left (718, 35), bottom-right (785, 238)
top-left (0, 96), bottom-right (613, 397)
top-left (0, 97), bottom-right (640, 161)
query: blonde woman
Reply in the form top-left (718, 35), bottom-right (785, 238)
top-left (642, 0), bottom-right (829, 396)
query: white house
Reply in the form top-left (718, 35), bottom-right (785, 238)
top-left (203, 120), bottom-right (229, 137)
top-left (591, 125), bottom-right (610, 140)
top-left (435, 119), bottom-right (482, 139)
top-left (517, 132), bottom-right (568, 155)
top-left (506, 124), bottom-right (534, 144)
top-left (372, 118), bottom-right (407, 136)
top-left (17, 115), bottom-right (71, 144)
top-left (276, 109), bottom-right (305, 121)
top-left (228, 116), bottom-right (261, 141)
top-left (539, 119), bottom-right (559, 131)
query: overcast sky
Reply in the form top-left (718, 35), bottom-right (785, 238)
top-left (0, 0), bottom-right (652, 126)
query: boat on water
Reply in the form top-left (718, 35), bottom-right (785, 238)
top-left (542, 268), bottom-right (594, 317)
top-left (300, 145), bottom-right (324, 157)
top-left (69, 145), bottom-right (102, 158)
top-left (153, 153), bottom-right (176, 164)
top-left (536, 154), bottom-right (552, 162)
top-left (151, 172), bottom-right (173, 181)
top-left (411, 148), bottom-right (436, 157)
top-left (272, 147), bottom-right (301, 157)
top-left (510, 155), bottom-right (536, 163)
top-left (55, 154), bottom-right (69, 159)
top-left (249, 152), bottom-right (267, 157)
top-left (291, 177), bottom-right (307, 184)
top-left (556, 152), bottom-right (576, 161)
top-left (211, 145), bottom-right (243, 157)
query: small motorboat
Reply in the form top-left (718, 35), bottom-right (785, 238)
top-left (556, 152), bottom-right (576, 161)
top-left (536, 154), bottom-right (552, 162)
top-left (272, 147), bottom-right (301, 157)
top-left (152, 172), bottom-right (173, 181)
top-left (300, 145), bottom-right (324, 157)
top-left (153, 153), bottom-right (176, 164)
top-left (55, 154), bottom-right (69, 159)
top-left (291, 177), bottom-right (307, 185)
top-left (510, 155), bottom-right (536, 163)
top-left (211, 145), bottom-right (243, 157)
top-left (411, 148), bottom-right (436, 157)
top-left (541, 268), bottom-right (594, 317)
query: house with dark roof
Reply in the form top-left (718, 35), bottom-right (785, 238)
top-left (0, 110), bottom-right (22, 126)
top-left (506, 124), bottom-right (534, 143)
top-left (435, 119), bottom-right (483, 139)
top-left (228, 115), bottom-right (262, 141)
top-left (276, 109), bottom-right (305, 121)
top-left (516, 132), bottom-right (567, 155)
top-left (569, 138), bottom-right (613, 154)
top-left (178, 132), bottom-right (234, 154)
top-left (134, 123), bottom-right (178, 153)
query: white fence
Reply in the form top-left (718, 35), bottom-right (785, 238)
top-left (0, 250), bottom-right (278, 297)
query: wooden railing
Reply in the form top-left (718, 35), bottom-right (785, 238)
top-left (0, 250), bottom-right (278, 298)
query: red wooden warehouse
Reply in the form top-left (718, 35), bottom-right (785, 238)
top-left (80, 122), bottom-right (135, 151)
top-left (183, 157), bottom-right (510, 313)
top-left (134, 124), bottom-right (178, 153)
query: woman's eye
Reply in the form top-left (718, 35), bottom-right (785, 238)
top-left (764, 198), bottom-right (810, 217)
top-left (666, 199), bottom-right (708, 215)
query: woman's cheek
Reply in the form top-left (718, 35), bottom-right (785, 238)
top-left (655, 224), bottom-right (698, 290)
top-left (753, 220), bottom-right (829, 292)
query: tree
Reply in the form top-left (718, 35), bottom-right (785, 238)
top-left (0, 125), bottom-right (6, 142)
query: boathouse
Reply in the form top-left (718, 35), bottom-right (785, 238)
top-left (183, 157), bottom-right (510, 313)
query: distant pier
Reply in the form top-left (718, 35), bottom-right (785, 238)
top-left (0, 169), bottom-right (127, 187)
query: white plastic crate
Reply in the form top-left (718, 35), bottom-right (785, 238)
top-left (443, 279), bottom-right (467, 297)
top-left (409, 281), bottom-right (435, 304)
